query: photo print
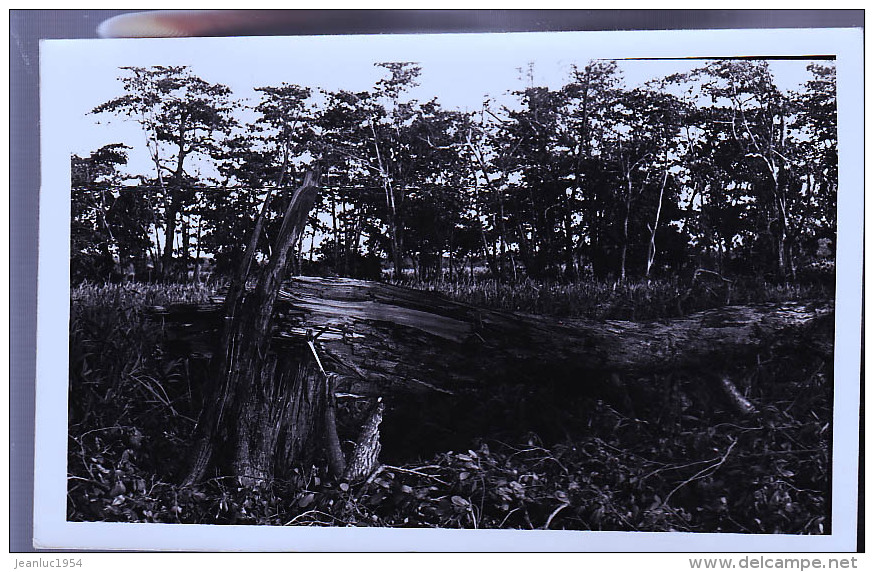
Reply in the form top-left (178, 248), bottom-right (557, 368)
top-left (34, 25), bottom-right (863, 551)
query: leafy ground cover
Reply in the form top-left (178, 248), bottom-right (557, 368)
top-left (67, 280), bottom-right (832, 532)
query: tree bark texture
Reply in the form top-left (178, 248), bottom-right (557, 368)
top-left (182, 171), bottom-right (321, 487)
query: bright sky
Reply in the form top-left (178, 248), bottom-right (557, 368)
top-left (41, 28), bottom-right (832, 178)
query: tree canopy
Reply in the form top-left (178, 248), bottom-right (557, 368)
top-left (75, 60), bottom-right (837, 285)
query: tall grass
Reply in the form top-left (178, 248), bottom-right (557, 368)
top-left (398, 276), bottom-right (833, 320)
top-left (69, 281), bottom-right (216, 426)
top-left (72, 280), bottom-right (217, 307)
top-left (68, 282), bottom-right (218, 521)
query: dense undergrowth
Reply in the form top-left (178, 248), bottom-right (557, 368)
top-left (68, 278), bottom-right (832, 533)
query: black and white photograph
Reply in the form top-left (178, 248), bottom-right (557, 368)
top-left (32, 23), bottom-right (863, 551)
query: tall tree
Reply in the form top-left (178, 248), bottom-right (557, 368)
top-left (92, 66), bottom-right (236, 278)
top-left (315, 88), bottom-right (387, 275)
top-left (404, 99), bottom-right (474, 280)
top-left (504, 84), bottom-right (568, 279)
top-left (560, 61), bottom-right (623, 279)
top-left (790, 63), bottom-right (838, 260)
top-left (693, 61), bottom-right (799, 279)
top-left (600, 87), bottom-right (685, 281)
top-left (368, 62), bottom-right (423, 276)
top-left (71, 144), bottom-right (151, 282)
top-left (208, 84), bottom-right (317, 278)
top-left (456, 100), bottom-right (511, 279)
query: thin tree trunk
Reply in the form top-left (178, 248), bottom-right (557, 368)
top-left (331, 191), bottom-right (340, 272)
top-left (775, 192), bottom-right (789, 280)
top-left (448, 233), bottom-right (454, 283)
top-left (562, 186), bottom-right (577, 281)
top-left (466, 132), bottom-right (506, 281)
top-left (194, 215), bottom-right (202, 283)
top-left (143, 128), bottom-right (167, 278)
top-left (181, 211), bottom-right (191, 282)
top-left (620, 193), bottom-right (631, 283)
top-left (646, 167), bottom-right (669, 278)
top-left (369, 120), bottom-right (403, 277)
top-left (163, 120), bottom-right (191, 280)
top-left (162, 197), bottom-right (177, 279)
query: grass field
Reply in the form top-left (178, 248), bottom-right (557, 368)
top-left (396, 274), bottom-right (833, 320)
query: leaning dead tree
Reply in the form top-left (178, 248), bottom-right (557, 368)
top-left (159, 260), bottom-right (833, 486)
top-left (182, 170), bottom-right (330, 487)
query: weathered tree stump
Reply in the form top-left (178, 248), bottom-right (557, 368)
top-left (180, 171), bottom-right (323, 487)
top-left (342, 399), bottom-right (384, 482)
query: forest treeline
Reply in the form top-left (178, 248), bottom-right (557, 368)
top-left (72, 59), bottom-right (837, 285)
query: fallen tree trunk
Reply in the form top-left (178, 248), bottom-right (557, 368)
top-left (152, 277), bottom-right (834, 401)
